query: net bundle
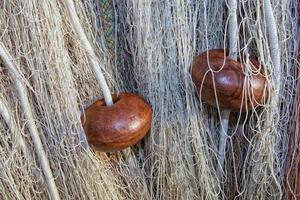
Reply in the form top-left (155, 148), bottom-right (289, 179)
top-left (0, 0), bottom-right (298, 199)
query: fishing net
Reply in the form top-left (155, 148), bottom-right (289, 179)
top-left (0, 0), bottom-right (298, 199)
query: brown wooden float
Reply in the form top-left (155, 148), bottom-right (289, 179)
top-left (81, 92), bottom-right (152, 152)
top-left (191, 49), bottom-right (268, 111)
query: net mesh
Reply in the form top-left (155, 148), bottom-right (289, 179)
top-left (0, 0), bottom-right (298, 199)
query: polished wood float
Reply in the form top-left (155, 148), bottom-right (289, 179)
top-left (191, 49), bottom-right (268, 111)
top-left (81, 92), bottom-right (152, 152)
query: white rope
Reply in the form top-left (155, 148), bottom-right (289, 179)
top-left (0, 43), bottom-right (61, 200)
top-left (0, 97), bottom-right (29, 158)
top-left (218, 0), bottom-right (238, 172)
top-left (65, 0), bottom-right (113, 106)
top-left (263, 0), bottom-right (281, 87)
top-left (227, 0), bottom-right (238, 60)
